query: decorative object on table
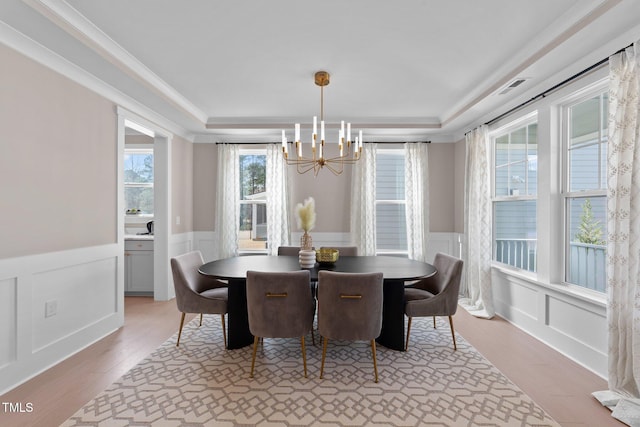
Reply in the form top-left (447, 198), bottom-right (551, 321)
top-left (298, 250), bottom-right (316, 269)
top-left (316, 248), bottom-right (339, 265)
top-left (295, 197), bottom-right (316, 251)
top-left (281, 71), bottom-right (363, 176)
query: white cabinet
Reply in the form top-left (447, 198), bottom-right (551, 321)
top-left (125, 239), bottom-right (154, 294)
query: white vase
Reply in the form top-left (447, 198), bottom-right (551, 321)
top-left (298, 249), bottom-right (316, 268)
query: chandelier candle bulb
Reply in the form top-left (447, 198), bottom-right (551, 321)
top-left (313, 116), bottom-right (317, 147)
top-left (347, 122), bottom-right (351, 142)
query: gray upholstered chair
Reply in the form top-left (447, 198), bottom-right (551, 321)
top-left (170, 251), bottom-right (228, 347)
top-left (317, 271), bottom-right (384, 382)
top-left (404, 253), bottom-right (464, 351)
top-left (277, 246), bottom-right (302, 256)
top-left (320, 246), bottom-right (358, 256)
top-left (246, 270), bottom-right (315, 378)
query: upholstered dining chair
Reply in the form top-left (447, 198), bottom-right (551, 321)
top-left (320, 246), bottom-right (358, 256)
top-left (277, 246), bottom-right (302, 256)
top-left (404, 253), bottom-right (464, 351)
top-left (317, 271), bottom-right (384, 382)
top-left (170, 251), bottom-right (228, 348)
top-left (246, 270), bottom-right (315, 378)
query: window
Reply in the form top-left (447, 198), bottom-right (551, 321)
top-left (492, 120), bottom-right (538, 272)
top-left (563, 91), bottom-right (607, 292)
top-left (239, 151), bottom-right (267, 252)
top-left (376, 151), bottom-right (407, 255)
top-left (124, 148), bottom-right (154, 215)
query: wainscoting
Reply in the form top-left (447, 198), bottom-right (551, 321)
top-left (491, 266), bottom-right (607, 378)
top-left (0, 244), bottom-right (124, 394)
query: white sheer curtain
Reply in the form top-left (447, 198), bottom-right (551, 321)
top-left (351, 143), bottom-right (377, 255)
top-left (215, 144), bottom-right (240, 259)
top-left (459, 125), bottom-right (495, 319)
top-left (405, 142), bottom-right (430, 262)
top-left (265, 144), bottom-right (290, 255)
top-left (593, 41), bottom-right (640, 425)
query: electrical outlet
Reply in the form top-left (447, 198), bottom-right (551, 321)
top-left (45, 300), bottom-right (57, 318)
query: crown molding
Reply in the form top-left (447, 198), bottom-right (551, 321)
top-left (22, 0), bottom-right (208, 126)
top-left (0, 18), bottom-right (194, 141)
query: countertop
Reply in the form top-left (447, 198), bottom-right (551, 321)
top-left (125, 234), bottom-right (154, 241)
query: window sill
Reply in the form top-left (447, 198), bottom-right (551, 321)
top-left (491, 263), bottom-right (606, 308)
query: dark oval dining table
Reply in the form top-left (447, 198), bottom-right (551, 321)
top-left (199, 255), bottom-right (437, 351)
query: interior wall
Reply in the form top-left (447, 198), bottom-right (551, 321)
top-left (0, 44), bottom-right (123, 394)
top-left (0, 43), bottom-right (117, 259)
top-left (191, 142), bottom-right (459, 234)
top-left (428, 143), bottom-right (456, 232)
top-left (192, 143), bottom-right (217, 232)
top-left (171, 135), bottom-right (194, 234)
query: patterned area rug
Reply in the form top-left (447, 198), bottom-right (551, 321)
top-left (62, 316), bottom-right (559, 426)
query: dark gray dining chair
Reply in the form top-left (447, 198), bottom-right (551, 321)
top-left (317, 271), bottom-right (384, 382)
top-left (277, 246), bottom-right (302, 256)
top-left (246, 270), bottom-right (315, 378)
top-left (320, 246), bottom-right (358, 256)
top-left (170, 251), bottom-right (228, 347)
top-left (404, 253), bottom-right (464, 351)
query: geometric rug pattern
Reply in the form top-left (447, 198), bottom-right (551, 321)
top-left (62, 316), bottom-right (559, 426)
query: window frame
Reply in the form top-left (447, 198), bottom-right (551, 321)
top-left (490, 112), bottom-right (538, 272)
top-left (238, 148), bottom-right (268, 255)
top-left (375, 148), bottom-right (408, 257)
top-left (124, 146), bottom-right (154, 217)
top-left (560, 85), bottom-right (608, 292)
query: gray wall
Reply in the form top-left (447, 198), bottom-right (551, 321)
top-left (192, 141), bottom-right (459, 234)
top-left (0, 43), bottom-right (117, 259)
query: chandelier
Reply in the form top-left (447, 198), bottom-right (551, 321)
top-left (281, 71), bottom-right (362, 176)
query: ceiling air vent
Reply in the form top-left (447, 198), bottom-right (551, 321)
top-left (497, 78), bottom-right (528, 95)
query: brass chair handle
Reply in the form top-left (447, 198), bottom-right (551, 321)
top-left (340, 294), bottom-right (362, 299)
top-left (266, 292), bottom-right (288, 298)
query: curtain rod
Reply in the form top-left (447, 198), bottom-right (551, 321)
top-left (214, 140), bottom-right (431, 145)
top-left (474, 42), bottom-right (634, 130)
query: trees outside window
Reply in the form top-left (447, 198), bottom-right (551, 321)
top-left (238, 152), bottom-right (267, 252)
top-left (124, 149), bottom-right (153, 215)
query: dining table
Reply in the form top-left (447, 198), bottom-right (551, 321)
top-left (198, 255), bottom-right (437, 351)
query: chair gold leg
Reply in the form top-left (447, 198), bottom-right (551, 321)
top-left (405, 317), bottom-right (412, 351)
top-left (220, 314), bottom-right (227, 349)
top-left (433, 316), bottom-right (436, 328)
top-left (176, 312), bottom-right (186, 347)
top-left (320, 337), bottom-right (328, 379)
top-left (250, 336), bottom-right (260, 378)
top-left (449, 315), bottom-right (457, 351)
top-left (301, 336), bottom-right (308, 378)
top-left (199, 313), bottom-right (203, 327)
top-left (371, 339), bottom-right (379, 383)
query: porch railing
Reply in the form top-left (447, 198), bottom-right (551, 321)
top-left (495, 238), bottom-right (537, 272)
top-left (495, 239), bottom-right (606, 292)
top-left (568, 242), bottom-right (606, 292)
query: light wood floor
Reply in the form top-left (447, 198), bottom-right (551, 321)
top-left (0, 297), bottom-right (622, 427)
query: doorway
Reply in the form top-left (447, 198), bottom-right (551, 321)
top-left (117, 107), bottom-right (172, 302)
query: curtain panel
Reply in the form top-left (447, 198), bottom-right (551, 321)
top-left (351, 143), bottom-right (377, 255)
top-left (404, 142), bottom-right (430, 262)
top-left (265, 144), bottom-right (290, 255)
top-left (215, 144), bottom-right (240, 259)
top-left (460, 125), bottom-right (495, 319)
top-left (594, 41), bottom-right (640, 426)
